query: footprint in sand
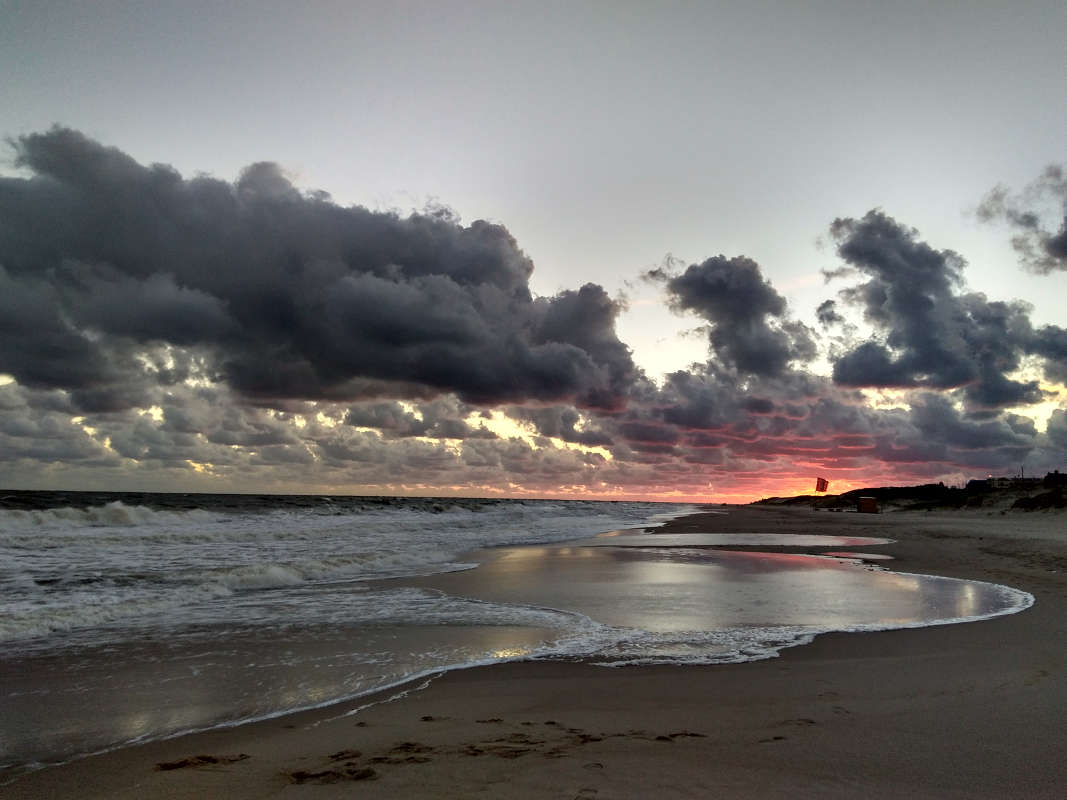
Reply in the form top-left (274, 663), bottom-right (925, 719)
top-left (287, 766), bottom-right (378, 783)
top-left (364, 741), bottom-right (436, 765)
top-left (654, 731), bottom-right (707, 742)
top-left (156, 754), bottom-right (249, 771)
top-left (388, 741), bottom-right (434, 756)
top-left (487, 733), bottom-right (544, 745)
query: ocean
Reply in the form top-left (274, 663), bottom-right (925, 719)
top-left (0, 491), bottom-right (1033, 774)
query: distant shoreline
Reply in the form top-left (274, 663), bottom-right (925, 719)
top-left (754, 472), bottom-right (1067, 513)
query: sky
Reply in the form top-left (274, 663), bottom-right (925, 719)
top-left (1, 0), bottom-right (1065, 502)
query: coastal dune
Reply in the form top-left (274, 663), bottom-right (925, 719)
top-left (4, 505), bottom-right (1064, 799)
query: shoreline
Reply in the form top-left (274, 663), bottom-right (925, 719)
top-left (4, 505), bottom-right (1065, 798)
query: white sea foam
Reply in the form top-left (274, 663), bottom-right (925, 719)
top-left (0, 498), bottom-right (682, 645)
top-left (0, 502), bottom-right (218, 530)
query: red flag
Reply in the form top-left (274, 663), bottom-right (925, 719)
top-left (815, 477), bottom-right (829, 493)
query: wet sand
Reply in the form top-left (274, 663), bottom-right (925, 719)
top-left (4, 505), bottom-right (1065, 799)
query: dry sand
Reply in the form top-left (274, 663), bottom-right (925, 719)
top-left (4, 505), bottom-right (1065, 799)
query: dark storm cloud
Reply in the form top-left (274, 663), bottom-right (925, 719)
top-left (977, 165), bottom-right (1067, 274)
top-left (314, 428), bottom-right (457, 473)
top-left (741, 396), bottom-right (776, 414)
top-left (616, 420), bottom-right (681, 446)
top-left (506, 405), bottom-right (614, 447)
top-left (64, 266), bottom-right (236, 345)
top-left (198, 406), bottom-right (302, 447)
top-left (344, 402), bottom-right (434, 437)
top-left (954, 293), bottom-right (1046, 409)
top-left (1027, 323), bottom-right (1067, 384)
top-left (832, 341), bottom-right (914, 387)
top-left (157, 386), bottom-right (303, 448)
top-left (0, 384), bottom-right (118, 465)
top-left (828, 210), bottom-right (970, 387)
top-left (2, 126), bottom-right (1059, 495)
top-left (815, 299), bottom-right (844, 326)
top-left (531, 283), bottom-right (637, 409)
top-left (907, 393), bottom-right (1032, 451)
top-left (106, 417), bottom-right (206, 465)
top-left (827, 211), bottom-right (1052, 411)
top-left (656, 367), bottom-right (739, 430)
top-left (344, 398), bottom-right (497, 440)
top-left (0, 266), bottom-right (151, 410)
top-left (599, 355), bottom-right (1047, 483)
top-left (648, 255), bottom-right (814, 377)
top-left (1047, 409), bottom-right (1067, 451)
top-left (0, 127), bottom-right (636, 411)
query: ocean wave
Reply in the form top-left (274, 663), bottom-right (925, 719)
top-left (0, 501), bottom-right (219, 531)
top-left (0, 581), bottom-right (235, 642)
top-left (0, 497), bottom-right (687, 647)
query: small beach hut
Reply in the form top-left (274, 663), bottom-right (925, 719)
top-left (857, 496), bottom-right (878, 513)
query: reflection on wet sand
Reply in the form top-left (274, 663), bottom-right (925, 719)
top-left (420, 538), bottom-right (1023, 638)
top-left (589, 530), bottom-right (895, 547)
top-left (0, 624), bottom-right (557, 769)
top-left (1, 532), bottom-right (1031, 773)
top-left (821, 551), bottom-right (895, 560)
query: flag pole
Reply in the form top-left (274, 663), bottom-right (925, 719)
top-left (813, 477), bottom-right (829, 511)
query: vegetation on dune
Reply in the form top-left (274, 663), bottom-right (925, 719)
top-left (755, 471), bottom-right (1066, 512)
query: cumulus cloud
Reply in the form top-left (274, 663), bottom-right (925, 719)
top-left (344, 397), bottom-right (497, 440)
top-left (0, 127), bottom-right (636, 412)
top-left (506, 406), bottom-right (614, 447)
top-left (647, 255), bottom-right (814, 376)
top-left (977, 164), bottom-right (1067, 274)
top-left (907, 393), bottom-right (1032, 452)
top-left (827, 210), bottom-right (1053, 412)
top-left (0, 384), bottom-right (117, 465)
top-left (1026, 323), bottom-right (1067, 385)
top-left (1047, 409), bottom-right (1067, 451)
top-left (815, 299), bottom-right (844, 327)
top-left (1, 127), bottom-right (1061, 498)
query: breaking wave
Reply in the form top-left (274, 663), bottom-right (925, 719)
top-left (0, 495), bottom-right (686, 645)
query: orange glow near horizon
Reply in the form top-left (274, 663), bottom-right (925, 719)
top-left (18, 466), bottom-right (1003, 506)
top-left (340, 471), bottom-right (938, 505)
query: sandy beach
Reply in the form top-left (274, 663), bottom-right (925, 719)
top-left (4, 504), bottom-right (1065, 799)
